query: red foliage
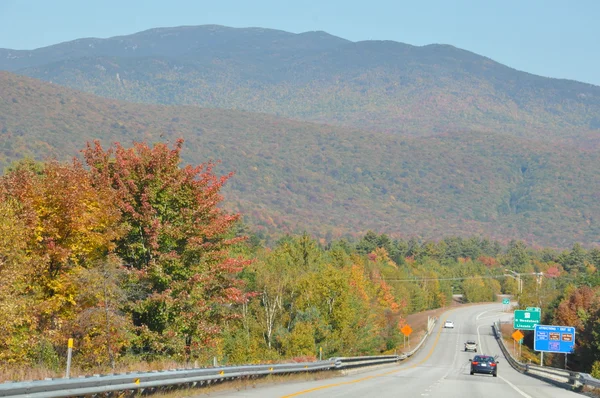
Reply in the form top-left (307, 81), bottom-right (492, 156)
top-left (545, 265), bottom-right (561, 278)
top-left (478, 256), bottom-right (499, 268)
top-left (81, 139), bottom-right (251, 353)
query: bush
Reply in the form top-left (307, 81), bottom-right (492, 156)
top-left (591, 361), bottom-right (600, 379)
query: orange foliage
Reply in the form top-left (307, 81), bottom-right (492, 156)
top-left (377, 280), bottom-right (400, 312)
top-left (554, 286), bottom-right (599, 332)
top-left (478, 256), bottom-right (498, 268)
top-left (349, 264), bottom-right (370, 302)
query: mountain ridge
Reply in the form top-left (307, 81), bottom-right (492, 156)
top-left (1, 71), bottom-right (599, 248)
top-left (1, 25), bottom-right (599, 147)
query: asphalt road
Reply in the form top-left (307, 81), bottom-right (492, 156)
top-left (207, 303), bottom-right (581, 398)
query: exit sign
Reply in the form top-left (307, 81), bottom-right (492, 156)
top-left (514, 310), bottom-right (541, 330)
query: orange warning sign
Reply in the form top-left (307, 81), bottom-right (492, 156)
top-left (401, 325), bottom-right (413, 336)
top-left (512, 330), bottom-right (524, 341)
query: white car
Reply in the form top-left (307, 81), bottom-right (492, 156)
top-left (444, 320), bottom-right (455, 328)
top-left (464, 340), bottom-right (478, 352)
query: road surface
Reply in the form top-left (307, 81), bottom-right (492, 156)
top-left (206, 302), bottom-right (581, 398)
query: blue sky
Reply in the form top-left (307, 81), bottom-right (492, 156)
top-left (1, 0), bottom-right (598, 86)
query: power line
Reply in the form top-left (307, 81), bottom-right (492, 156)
top-left (376, 274), bottom-right (522, 282)
top-left (378, 273), bottom-right (572, 283)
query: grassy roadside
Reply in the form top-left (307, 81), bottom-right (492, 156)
top-left (0, 298), bottom-right (484, 383)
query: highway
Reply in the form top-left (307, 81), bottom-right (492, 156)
top-left (211, 302), bottom-right (582, 398)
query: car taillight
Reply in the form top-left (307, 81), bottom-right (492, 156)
top-left (491, 363), bottom-right (496, 367)
top-left (472, 361), bottom-right (478, 365)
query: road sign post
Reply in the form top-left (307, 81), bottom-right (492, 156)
top-left (513, 310), bottom-right (541, 330)
top-left (65, 338), bottom-right (73, 378)
top-left (401, 324), bottom-right (412, 349)
top-left (512, 330), bottom-right (524, 360)
top-left (502, 298), bottom-right (510, 311)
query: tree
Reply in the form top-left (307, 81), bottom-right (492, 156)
top-left (355, 231), bottom-right (380, 255)
top-left (249, 249), bottom-right (292, 350)
top-left (1, 159), bottom-right (123, 275)
top-left (462, 277), bottom-right (495, 303)
top-left (559, 243), bottom-right (586, 274)
top-left (66, 255), bottom-right (133, 369)
top-left (0, 199), bottom-right (40, 366)
top-left (0, 158), bottom-right (124, 357)
top-left (553, 286), bottom-right (600, 370)
top-left (82, 139), bottom-right (249, 359)
top-left (502, 240), bottom-right (531, 272)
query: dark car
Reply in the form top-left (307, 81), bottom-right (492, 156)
top-left (470, 355), bottom-right (498, 377)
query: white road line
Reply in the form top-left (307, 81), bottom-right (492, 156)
top-left (476, 323), bottom-right (484, 351)
top-left (441, 325), bottom-right (461, 379)
top-left (498, 375), bottom-right (533, 398)
top-left (477, 315), bottom-right (504, 321)
top-left (476, 309), bottom-right (496, 320)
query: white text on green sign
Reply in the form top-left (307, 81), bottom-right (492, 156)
top-left (514, 310), bottom-right (541, 330)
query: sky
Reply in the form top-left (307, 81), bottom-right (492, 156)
top-left (0, 0), bottom-right (598, 86)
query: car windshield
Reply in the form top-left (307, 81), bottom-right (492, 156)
top-left (467, 341), bottom-right (475, 344)
top-left (474, 356), bottom-right (494, 363)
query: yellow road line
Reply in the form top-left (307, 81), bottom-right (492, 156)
top-left (280, 312), bottom-right (454, 397)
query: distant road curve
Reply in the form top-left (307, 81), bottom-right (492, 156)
top-left (208, 302), bottom-right (581, 398)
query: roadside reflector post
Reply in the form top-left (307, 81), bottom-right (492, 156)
top-left (319, 347), bottom-right (322, 361)
top-left (65, 338), bottom-right (74, 378)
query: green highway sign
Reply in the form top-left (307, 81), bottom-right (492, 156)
top-left (514, 310), bottom-right (541, 330)
top-left (526, 307), bottom-right (541, 312)
top-left (502, 298), bottom-right (510, 305)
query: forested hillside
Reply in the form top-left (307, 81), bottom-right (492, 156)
top-left (1, 72), bottom-right (599, 247)
top-left (1, 141), bottom-right (599, 379)
top-left (2, 25), bottom-right (600, 147)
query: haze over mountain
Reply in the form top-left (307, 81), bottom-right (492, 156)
top-left (1, 71), bottom-right (599, 247)
top-left (1, 25), bottom-right (599, 148)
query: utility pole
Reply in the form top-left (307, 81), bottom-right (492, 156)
top-left (535, 272), bottom-right (543, 308)
top-left (504, 269), bottom-right (522, 294)
top-left (505, 270), bottom-right (546, 307)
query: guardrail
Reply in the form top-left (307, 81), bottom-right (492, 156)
top-left (491, 321), bottom-right (600, 390)
top-left (0, 318), bottom-right (437, 398)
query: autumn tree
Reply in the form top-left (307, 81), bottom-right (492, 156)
top-left (66, 255), bottom-right (133, 369)
top-left (0, 199), bottom-right (40, 367)
top-left (552, 286), bottom-right (600, 370)
top-left (82, 139), bottom-right (248, 360)
top-left (0, 158), bottom-right (124, 365)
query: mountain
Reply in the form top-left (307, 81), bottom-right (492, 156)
top-left (0, 25), bottom-right (350, 70)
top-left (1, 25), bottom-right (599, 148)
top-left (1, 71), bottom-right (599, 247)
